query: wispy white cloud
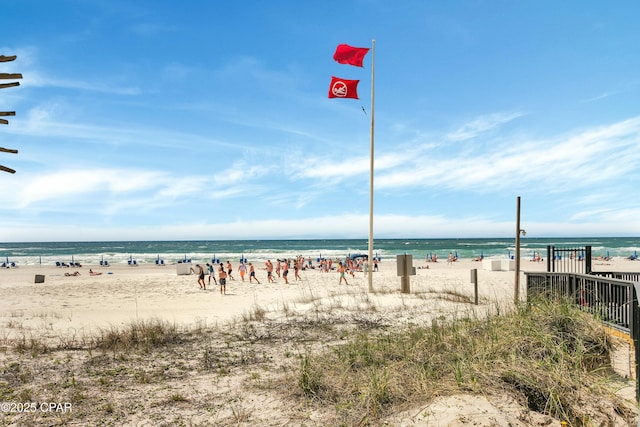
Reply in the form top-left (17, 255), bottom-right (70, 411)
top-left (6, 160), bottom-right (276, 214)
top-left (447, 112), bottom-right (525, 142)
top-left (14, 169), bottom-right (166, 209)
top-left (24, 71), bottom-right (141, 95)
top-left (378, 115), bottom-right (640, 194)
top-left (288, 152), bottom-right (411, 182)
top-left (0, 47), bottom-right (140, 95)
top-left (6, 105), bottom-right (237, 151)
top-left (581, 91), bottom-right (617, 103)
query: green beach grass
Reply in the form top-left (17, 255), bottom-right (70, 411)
top-left (0, 296), bottom-right (636, 426)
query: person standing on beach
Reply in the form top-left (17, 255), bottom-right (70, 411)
top-left (195, 264), bottom-right (206, 290)
top-left (249, 263), bottom-right (260, 284)
top-left (266, 260), bottom-right (275, 283)
top-left (238, 262), bottom-right (247, 282)
top-left (206, 263), bottom-right (218, 287)
top-left (218, 264), bottom-right (227, 294)
top-left (282, 260), bottom-right (289, 284)
top-left (338, 262), bottom-right (349, 285)
top-left (294, 259), bottom-right (302, 281)
top-left (226, 261), bottom-right (235, 280)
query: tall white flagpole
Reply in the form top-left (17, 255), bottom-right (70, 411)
top-left (367, 39), bottom-right (375, 292)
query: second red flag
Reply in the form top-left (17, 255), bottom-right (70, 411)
top-left (328, 76), bottom-right (360, 99)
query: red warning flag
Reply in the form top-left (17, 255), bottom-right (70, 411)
top-left (333, 44), bottom-right (370, 67)
top-left (328, 76), bottom-right (360, 99)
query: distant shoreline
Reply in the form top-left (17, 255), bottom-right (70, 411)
top-left (1, 237), bottom-right (638, 266)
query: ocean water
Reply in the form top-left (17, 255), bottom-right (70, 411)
top-left (0, 237), bottom-right (638, 267)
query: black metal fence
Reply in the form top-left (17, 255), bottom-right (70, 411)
top-left (546, 245), bottom-right (592, 274)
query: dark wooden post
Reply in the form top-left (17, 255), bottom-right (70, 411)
top-left (0, 54), bottom-right (21, 173)
top-left (471, 268), bottom-right (478, 305)
top-left (631, 283), bottom-right (640, 402)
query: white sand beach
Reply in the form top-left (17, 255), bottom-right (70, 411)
top-left (3, 256), bottom-right (639, 335)
top-left (1, 257), bottom-right (638, 426)
top-left (0, 257), bottom-right (556, 337)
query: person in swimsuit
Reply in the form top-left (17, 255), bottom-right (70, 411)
top-left (294, 259), bottom-right (302, 281)
top-left (338, 262), bottom-right (349, 285)
top-left (238, 262), bottom-right (246, 282)
top-left (195, 264), bottom-right (206, 289)
top-left (266, 260), bottom-right (275, 283)
top-left (226, 261), bottom-right (235, 280)
top-left (206, 263), bottom-right (217, 286)
top-left (218, 264), bottom-right (227, 294)
top-left (249, 263), bottom-right (260, 284)
top-left (282, 260), bottom-right (289, 284)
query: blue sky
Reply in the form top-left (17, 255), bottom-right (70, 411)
top-left (1, 0), bottom-right (639, 242)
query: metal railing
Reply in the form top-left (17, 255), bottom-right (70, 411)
top-left (546, 245), bottom-right (592, 274)
top-left (592, 271), bottom-right (640, 283)
top-left (526, 272), bottom-right (634, 331)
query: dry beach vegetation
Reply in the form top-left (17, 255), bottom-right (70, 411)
top-left (0, 259), bottom-right (638, 426)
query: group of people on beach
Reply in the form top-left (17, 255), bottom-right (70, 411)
top-left (192, 261), bottom-right (233, 294)
top-left (64, 269), bottom-right (103, 277)
top-left (191, 255), bottom-right (379, 290)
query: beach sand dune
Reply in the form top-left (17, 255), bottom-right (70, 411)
top-left (0, 257), bottom-right (638, 425)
